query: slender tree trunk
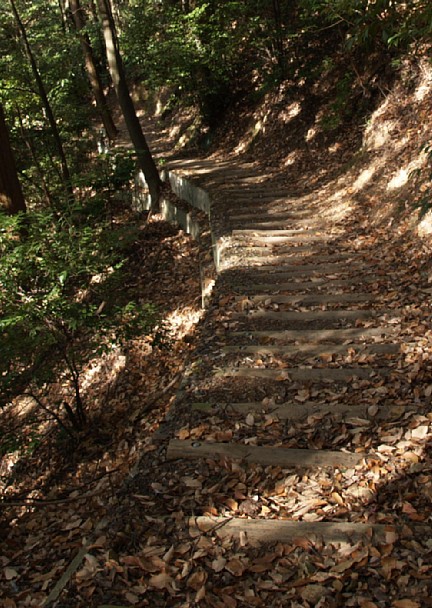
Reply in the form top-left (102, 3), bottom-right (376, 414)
top-left (96, 0), bottom-right (162, 209)
top-left (58, 0), bottom-right (68, 33)
top-left (69, 0), bottom-right (118, 141)
top-left (272, 0), bottom-right (286, 76)
top-left (0, 103), bottom-right (27, 214)
top-left (9, 0), bottom-right (73, 200)
top-left (16, 105), bottom-right (54, 208)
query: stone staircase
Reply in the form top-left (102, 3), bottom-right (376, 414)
top-left (143, 147), bottom-right (429, 547)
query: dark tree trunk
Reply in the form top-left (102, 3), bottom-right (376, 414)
top-left (9, 0), bottom-right (73, 200)
top-left (272, 0), bottom-right (286, 76)
top-left (0, 103), bottom-right (27, 214)
top-left (69, 0), bottom-right (118, 141)
top-left (96, 0), bottom-right (162, 209)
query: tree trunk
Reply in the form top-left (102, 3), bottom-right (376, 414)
top-left (16, 105), bottom-right (54, 208)
top-left (69, 0), bottom-right (118, 141)
top-left (9, 0), bottom-right (73, 200)
top-left (96, 0), bottom-right (161, 210)
top-left (0, 103), bottom-right (27, 214)
top-left (272, 0), bottom-right (286, 77)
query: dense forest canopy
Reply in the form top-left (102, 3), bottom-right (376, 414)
top-left (0, 0), bottom-right (431, 434)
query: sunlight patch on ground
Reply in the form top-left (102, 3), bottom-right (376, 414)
top-left (283, 151), bottom-right (299, 166)
top-left (387, 155), bottom-right (427, 191)
top-left (305, 127), bottom-right (317, 142)
top-left (80, 350), bottom-right (127, 394)
top-left (417, 211), bottom-right (432, 237)
top-left (415, 58), bottom-right (432, 102)
top-left (165, 306), bottom-right (204, 339)
top-left (364, 120), bottom-right (396, 150)
top-left (280, 102), bottom-right (301, 123)
top-left (353, 166), bottom-right (377, 191)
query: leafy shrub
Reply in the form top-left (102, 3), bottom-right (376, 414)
top-left (0, 208), bottom-right (161, 436)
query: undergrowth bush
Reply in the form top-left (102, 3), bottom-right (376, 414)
top-left (0, 208), bottom-right (161, 438)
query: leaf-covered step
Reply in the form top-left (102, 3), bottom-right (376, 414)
top-left (232, 231), bottom-right (324, 242)
top-left (229, 326), bottom-right (399, 343)
top-left (232, 309), bottom-right (399, 325)
top-left (232, 234), bottom-right (329, 244)
top-left (224, 253), bottom-right (353, 267)
top-left (234, 262), bottom-right (364, 276)
top-left (167, 439), bottom-right (368, 468)
top-left (188, 516), bottom-right (391, 544)
top-left (215, 366), bottom-right (390, 382)
top-left (230, 221), bottom-right (319, 231)
top-left (232, 293), bottom-right (372, 306)
top-left (233, 278), bottom-right (373, 292)
top-left (191, 401), bottom-right (415, 421)
top-left (221, 342), bottom-right (400, 357)
top-left (232, 227), bottom-right (325, 235)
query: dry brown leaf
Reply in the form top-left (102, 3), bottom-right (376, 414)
top-left (4, 567), bottom-right (18, 581)
top-left (300, 584), bottom-right (328, 603)
top-left (187, 570), bottom-right (207, 590)
top-left (332, 559), bottom-right (354, 573)
top-left (195, 585), bottom-right (206, 602)
top-left (392, 601), bottom-right (421, 608)
top-left (148, 572), bottom-right (175, 590)
top-left (225, 558), bottom-right (246, 577)
top-left (211, 557), bottom-right (227, 573)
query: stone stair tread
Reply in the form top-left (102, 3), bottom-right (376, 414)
top-left (230, 327), bottom-right (398, 343)
top-left (234, 279), bottom-right (373, 292)
top-left (232, 229), bottom-right (325, 237)
top-left (167, 439), bottom-right (368, 467)
top-left (221, 342), bottom-right (400, 355)
top-left (235, 263), bottom-right (364, 275)
top-left (225, 254), bottom-right (353, 266)
top-left (232, 293), bottom-right (372, 305)
top-left (232, 228), bottom-right (322, 241)
top-left (230, 221), bottom-right (318, 230)
top-left (233, 233), bottom-right (323, 242)
top-left (232, 309), bottom-right (398, 321)
top-left (191, 401), bottom-right (416, 420)
top-left (217, 366), bottom-right (390, 381)
top-left (188, 516), bottom-right (392, 544)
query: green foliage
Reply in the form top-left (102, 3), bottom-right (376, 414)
top-left (0, 208), bottom-right (161, 434)
top-left (0, 0), bottom-right (98, 203)
top-left (298, 0), bottom-right (432, 54)
top-left (122, 1), bottom-right (265, 125)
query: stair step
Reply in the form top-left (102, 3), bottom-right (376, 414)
top-left (217, 366), bottom-right (390, 382)
top-left (221, 343), bottom-right (400, 356)
top-left (226, 254), bottom-right (353, 267)
top-left (232, 293), bottom-right (372, 305)
top-left (230, 221), bottom-right (318, 231)
top-left (232, 309), bottom-right (398, 322)
top-left (235, 263), bottom-right (363, 275)
top-left (230, 327), bottom-right (399, 343)
top-left (234, 278), bottom-right (372, 292)
top-left (188, 516), bottom-right (390, 544)
top-left (167, 439), bottom-right (368, 467)
top-left (232, 232), bottom-right (324, 243)
top-left (192, 401), bottom-right (414, 420)
top-left (232, 229), bottom-right (325, 237)
top-left (232, 234), bottom-right (329, 244)
top-left (229, 211), bottom-right (311, 222)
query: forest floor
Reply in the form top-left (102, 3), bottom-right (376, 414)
top-left (1, 52), bottom-right (432, 607)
